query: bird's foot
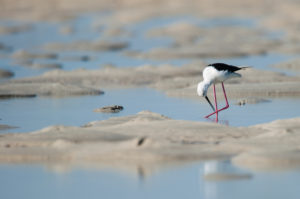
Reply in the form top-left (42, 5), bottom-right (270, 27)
top-left (204, 105), bottom-right (229, 118)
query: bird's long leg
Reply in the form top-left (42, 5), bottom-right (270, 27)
top-left (222, 82), bottom-right (229, 109)
top-left (213, 84), bottom-right (218, 121)
top-left (216, 82), bottom-right (229, 113)
top-left (204, 83), bottom-right (229, 118)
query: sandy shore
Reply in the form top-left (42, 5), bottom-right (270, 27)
top-left (0, 111), bottom-right (299, 171)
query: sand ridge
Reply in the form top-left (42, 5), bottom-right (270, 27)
top-left (0, 111), bottom-right (299, 171)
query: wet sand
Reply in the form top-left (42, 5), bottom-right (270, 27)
top-left (0, 111), bottom-right (299, 171)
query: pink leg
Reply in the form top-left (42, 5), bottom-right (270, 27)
top-left (205, 83), bottom-right (229, 118)
top-left (213, 84), bottom-right (218, 121)
top-left (219, 82), bottom-right (229, 112)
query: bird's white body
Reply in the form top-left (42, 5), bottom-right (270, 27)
top-left (197, 66), bottom-right (241, 97)
top-left (203, 66), bottom-right (241, 83)
top-left (197, 63), bottom-right (249, 120)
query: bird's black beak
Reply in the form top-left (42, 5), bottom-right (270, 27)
top-left (205, 96), bottom-right (215, 111)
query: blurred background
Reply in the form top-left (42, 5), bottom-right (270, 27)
top-left (1, 0), bottom-right (300, 75)
top-left (1, 1), bottom-right (300, 199)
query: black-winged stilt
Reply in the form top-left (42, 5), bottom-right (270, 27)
top-left (197, 63), bottom-right (250, 121)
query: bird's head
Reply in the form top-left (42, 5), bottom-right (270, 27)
top-left (197, 81), bottom-right (209, 97)
top-left (197, 81), bottom-right (215, 111)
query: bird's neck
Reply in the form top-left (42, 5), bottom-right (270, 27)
top-left (202, 80), bottom-right (212, 87)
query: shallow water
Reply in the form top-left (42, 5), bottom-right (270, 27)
top-left (0, 160), bottom-right (300, 199)
top-left (1, 88), bottom-right (299, 133)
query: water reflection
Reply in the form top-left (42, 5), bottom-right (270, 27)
top-left (0, 160), bottom-right (299, 199)
top-left (202, 160), bottom-right (252, 199)
top-left (206, 117), bottom-right (229, 125)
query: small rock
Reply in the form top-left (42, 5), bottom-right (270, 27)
top-left (0, 69), bottom-right (14, 78)
top-left (94, 105), bottom-right (124, 113)
top-left (236, 99), bottom-right (246, 106)
top-left (137, 137), bottom-right (147, 147)
top-left (236, 97), bottom-right (271, 105)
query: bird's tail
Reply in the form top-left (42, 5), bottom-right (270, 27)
top-left (239, 66), bottom-right (252, 69)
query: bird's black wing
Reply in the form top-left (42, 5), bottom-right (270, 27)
top-left (208, 63), bottom-right (241, 72)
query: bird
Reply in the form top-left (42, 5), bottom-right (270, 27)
top-left (197, 63), bottom-right (250, 121)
